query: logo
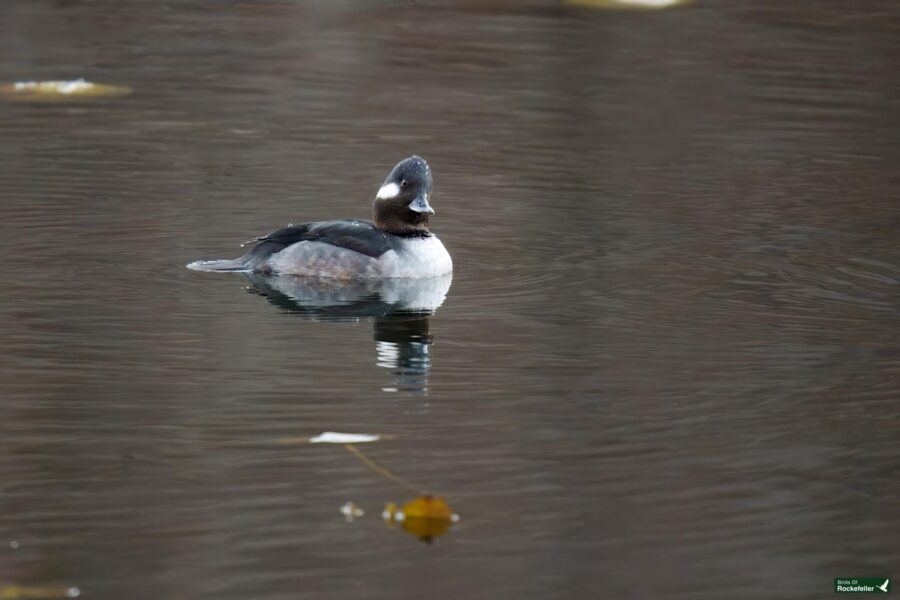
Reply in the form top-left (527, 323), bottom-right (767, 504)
top-left (835, 578), bottom-right (891, 594)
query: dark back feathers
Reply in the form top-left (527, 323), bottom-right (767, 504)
top-left (238, 219), bottom-right (392, 268)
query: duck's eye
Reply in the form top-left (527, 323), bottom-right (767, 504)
top-left (400, 179), bottom-right (409, 188)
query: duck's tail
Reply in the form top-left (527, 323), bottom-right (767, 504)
top-left (185, 258), bottom-right (251, 272)
top-left (187, 237), bottom-right (287, 273)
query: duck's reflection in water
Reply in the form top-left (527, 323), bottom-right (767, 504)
top-left (244, 273), bottom-right (451, 395)
top-left (373, 316), bottom-right (432, 393)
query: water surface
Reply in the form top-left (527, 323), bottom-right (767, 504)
top-left (1, 1), bottom-right (898, 599)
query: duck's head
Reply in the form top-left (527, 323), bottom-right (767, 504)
top-left (373, 155), bottom-right (434, 237)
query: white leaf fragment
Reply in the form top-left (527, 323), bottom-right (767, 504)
top-left (14, 78), bottom-right (95, 94)
top-left (340, 501), bottom-right (365, 521)
top-left (310, 431), bottom-right (381, 444)
top-left (618, 0), bottom-right (681, 5)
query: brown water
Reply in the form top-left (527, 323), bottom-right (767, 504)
top-left (1, 1), bottom-right (898, 599)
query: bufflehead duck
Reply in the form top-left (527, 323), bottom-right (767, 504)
top-left (187, 155), bottom-right (452, 279)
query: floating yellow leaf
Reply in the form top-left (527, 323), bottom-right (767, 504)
top-left (401, 495), bottom-right (455, 521)
top-left (566, 0), bottom-right (691, 9)
top-left (0, 585), bottom-right (80, 599)
top-left (0, 79), bottom-right (131, 100)
top-left (382, 496), bottom-right (459, 542)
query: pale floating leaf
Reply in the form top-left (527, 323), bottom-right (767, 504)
top-left (339, 501), bottom-right (365, 521)
top-left (566, 0), bottom-right (690, 8)
top-left (0, 585), bottom-right (80, 599)
top-left (310, 432), bottom-right (381, 444)
top-left (1, 78), bottom-right (131, 100)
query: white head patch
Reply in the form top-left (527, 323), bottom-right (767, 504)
top-left (376, 182), bottom-right (400, 200)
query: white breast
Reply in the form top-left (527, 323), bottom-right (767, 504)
top-left (380, 236), bottom-right (453, 278)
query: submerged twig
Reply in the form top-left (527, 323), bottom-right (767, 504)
top-left (343, 443), bottom-right (426, 495)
